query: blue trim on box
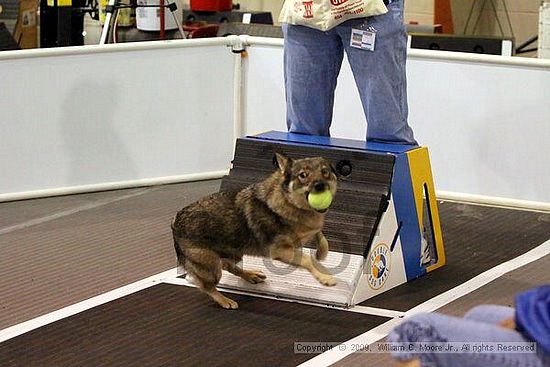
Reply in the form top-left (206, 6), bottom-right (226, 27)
top-left (391, 153), bottom-right (426, 280)
top-left (251, 131), bottom-right (417, 154)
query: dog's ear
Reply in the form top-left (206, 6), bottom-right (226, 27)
top-left (321, 158), bottom-right (339, 178)
top-left (274, 152), bottom-right (292, 173)
top-left (330, 162), bottom-right (339, 177)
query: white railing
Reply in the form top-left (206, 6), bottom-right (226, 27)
top-left (1, 36), bottom-right (549, 211)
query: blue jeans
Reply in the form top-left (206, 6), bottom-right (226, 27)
top-left (282, 0), bottom-right (416, 144)
top-left (388, 305), bottom-right (550, 367)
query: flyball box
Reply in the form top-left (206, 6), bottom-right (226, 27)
top-left (216, 131), bottom-right (445, 307)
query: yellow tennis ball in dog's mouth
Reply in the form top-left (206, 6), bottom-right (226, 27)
top-left (308, 191), bottom-right (333, 211)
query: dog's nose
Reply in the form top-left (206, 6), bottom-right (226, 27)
top-left (313, 181), bottom-right (327, 192)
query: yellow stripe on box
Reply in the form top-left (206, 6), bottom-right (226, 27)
top-left (406, 147), bottom-right (446, 272)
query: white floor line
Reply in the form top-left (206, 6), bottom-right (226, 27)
top-left (0, 268), bottom-right (178, 343)
top-left (297, 239), bottom-right (550, 367)
top-left (349, 305), bottom-right (405, 319)
top-left (162, 278), bottom-right (405, 319)
top-left (0, 188), bottom-right (152, 235)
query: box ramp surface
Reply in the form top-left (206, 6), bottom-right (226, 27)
top-left (219, 251), bottom-right (365, 306)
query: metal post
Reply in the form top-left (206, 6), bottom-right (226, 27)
top-left (99, 0), bottom-right (116, 44)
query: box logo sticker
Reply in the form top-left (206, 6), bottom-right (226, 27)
top-left (368, 243), bottom-right (391, 290)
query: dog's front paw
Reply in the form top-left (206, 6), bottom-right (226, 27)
top-left (315, 273), bottom-right (337, 287)
top-left (241, 269), bottom-right (267, 284)
top-left (316, 236), bottom-right (329, 261)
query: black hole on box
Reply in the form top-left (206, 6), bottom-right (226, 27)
top-left (336, 160), bottom-right (352, 177)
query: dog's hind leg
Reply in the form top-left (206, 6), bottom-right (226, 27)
top-left (221, 258), bottom-right (266, 284)
top-left (172, 235), bottom-right (187, 277)
top-left (184, 246), bottom-right (239, 309)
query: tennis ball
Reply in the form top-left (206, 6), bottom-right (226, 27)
top-left (308, 191), bottom-right (333, 211)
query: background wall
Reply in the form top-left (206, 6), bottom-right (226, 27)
top-left (75, 0), bottom-right (544, 58)
top-left (244, 44), bottom-right (550, 203)
top-left (0, 43), bottom-right (235, 199)
top-left (404, 0), bottom-right (434, 25)
top-left (236, 0), bottom-right (284, 23)
top-left (233, 0), bottom-right (543, 57)
top-left (450, 0), bottom-right (541, 53)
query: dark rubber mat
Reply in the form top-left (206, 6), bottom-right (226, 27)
top-left (0, 284), bottom-right (388, 367)
top-left (437, 254), bottom-right (550, 316)
top-left (361, 202), bottom-right (550, 311)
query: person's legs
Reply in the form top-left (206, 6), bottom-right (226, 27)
top-left (388, 312), bottom-right (544, 367)
top-left (283, 23), bottom-right (344, 136)
top-left (337, 0), bottom-right (416, 144)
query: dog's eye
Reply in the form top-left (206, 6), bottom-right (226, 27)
top-left (299, 172), bottom-right (308, 179)
top-left (321, 168), bottom-right (330, 177)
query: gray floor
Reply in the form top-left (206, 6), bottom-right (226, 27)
top-left (0, 180), bottom-right (219, 330)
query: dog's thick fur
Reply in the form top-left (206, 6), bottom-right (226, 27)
top-left (171, 154), bottom-right (338, 309)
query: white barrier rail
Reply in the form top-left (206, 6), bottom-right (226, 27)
top-left (1, 36), bottom-right (549, 211)
top-left (0, 39), bottom-right (237, 201)
top-left (0, 37), bottom-right (232, 60)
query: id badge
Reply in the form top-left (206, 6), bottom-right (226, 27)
top-left (350, 28), bottom-right (376, 51)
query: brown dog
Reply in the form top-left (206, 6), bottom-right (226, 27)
top-left (171, 153), bottom-right (337, 309)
